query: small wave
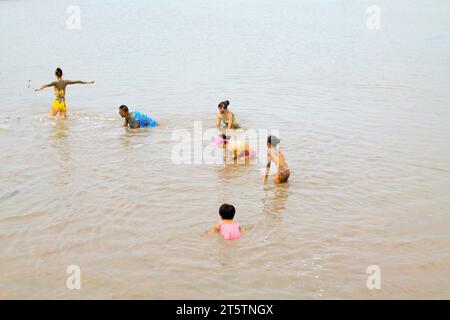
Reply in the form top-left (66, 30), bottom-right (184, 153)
top-left (0, 190), bottom-right (20, 202)
top-left (407, 162), bottom-right (450, 174)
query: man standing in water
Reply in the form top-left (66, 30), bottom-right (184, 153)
top-left (35, 68), bottom-right (94, 119)
top-left (118, 105), bottom-right (158, 129)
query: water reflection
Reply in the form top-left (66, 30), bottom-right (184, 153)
top-left (262, 184), bottom-right (290, 215)
top-left (50, 119), bottom-right (69, 142)
top-left (49, 119), bottom-right (72, 190)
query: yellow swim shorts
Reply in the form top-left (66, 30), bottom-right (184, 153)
top-left (52, 99), bottom-right (67, 112)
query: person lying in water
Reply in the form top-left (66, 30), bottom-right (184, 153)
top-left (216, 100), bottom-right (240, 129)
top-left (212, 134), bottom-right (256, 163)
top-left (118, 105), bottom-right (158, 129)
top-left (264, 135), bottom-right (290, 184)
top-left (35, 67), bottom-right (94, 119)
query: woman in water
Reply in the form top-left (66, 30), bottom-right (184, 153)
top-left (35, 68), bottom-right (94, 119)
top-left (216, 100), bottom-right (239, 129)
top-left (264, 135), bottom-right (290, 184)
top-left (118, 105), bottom-right (158, 129)
top-left (212, 134), bottom-right (255, 163)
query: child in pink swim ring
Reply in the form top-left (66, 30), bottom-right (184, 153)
top-left (214, 204), bottom-right (241, 240)
top-left (211, 134), bottom-right (256, 163)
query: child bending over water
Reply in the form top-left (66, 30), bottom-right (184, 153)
top-left (264, 135), bottom-right (290, 184)
top-left (215, 204), bottom-right (241, 240)
top-left (212, 134), bottom-right (256, 163)
top-left (35, 68), bottom-right (94, 119)
top-left (118, 105), bottom-right (158, 129)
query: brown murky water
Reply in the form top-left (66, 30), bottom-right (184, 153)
top-left (1, 0), bottom-right (450, 299)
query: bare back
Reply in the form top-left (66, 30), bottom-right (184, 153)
top-left (51, 79), bottom-right (70, 102)
top-left (269, 147), bottom-right (288, 170)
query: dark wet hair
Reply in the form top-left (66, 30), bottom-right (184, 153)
top-left (219, 134), bottom-right (231, 142)
top-left (267, 135), bottom-right (280, 147)
top-left (55, 68), bottom-right (63, 77)
top-left (218, 100), bottom-right (230, 109)
top-left (119, 105), bottom-right (129, 112)
top-left (219, 204), bottom-right (236, 220)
